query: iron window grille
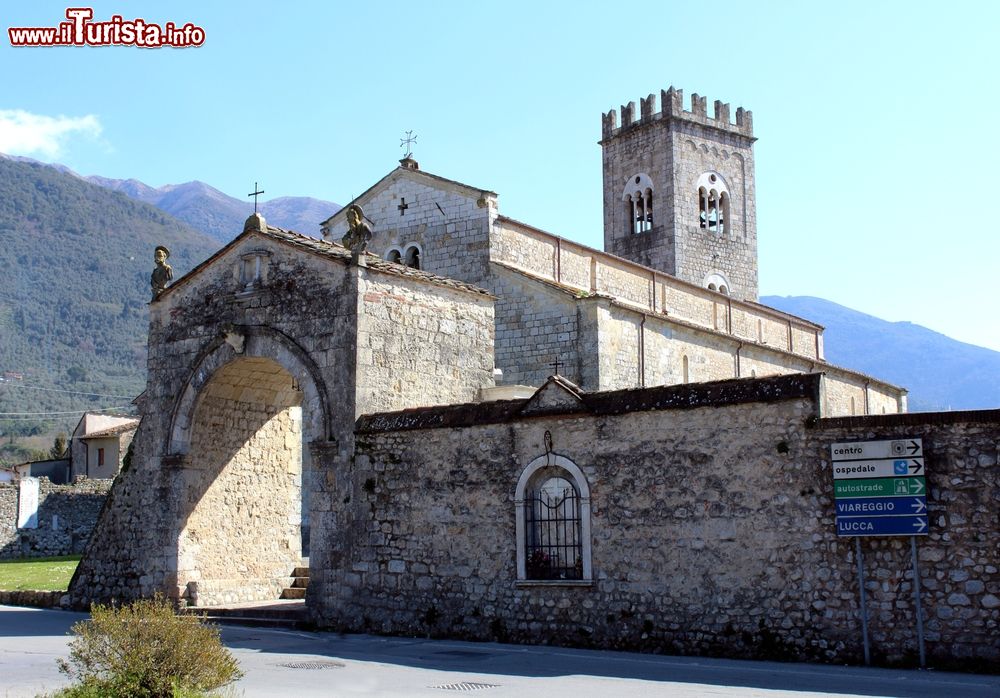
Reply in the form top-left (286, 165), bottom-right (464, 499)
top-left (524, 478), bottom-right (583, 580)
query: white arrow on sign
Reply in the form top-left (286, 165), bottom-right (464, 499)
top-left (911, 498), bottom-right (927, 513)
top-left (911, 479), bottom-right (925, 495)
top-left (913, 517), bottom-right (927, 532)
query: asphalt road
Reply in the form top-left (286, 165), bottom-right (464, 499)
top-left (2, 605), bottom-right (998, 697)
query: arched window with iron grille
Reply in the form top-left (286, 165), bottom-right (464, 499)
top-left (515, 454), bottom-right (592, 583)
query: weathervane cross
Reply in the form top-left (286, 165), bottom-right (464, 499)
top-left (400, 130), bottom-right (417, 159)
top-left (248, 182), bottom-right (265, 213)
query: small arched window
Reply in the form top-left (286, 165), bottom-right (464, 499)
top-left (385, 248), bottom-right (402, 264)
top-left (704, 272), bottom-right (731, 296)
top-left (515, 454), bottom-right (592, 582)
top-left (622, 174), bottom-right (654, 234)
top-left (696, 172), bottom-right (730, 235)
top-left (403, 245), bottom-right (421, 270)
top-left (682, 354), bottom-right (690, 383)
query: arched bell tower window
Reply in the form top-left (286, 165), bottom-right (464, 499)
top-left (697, 172), bottom-right (730, 235)
top-left (385, 248), bottom-right (402, 264)
top-left (622, 173), bottom-right (654, 235)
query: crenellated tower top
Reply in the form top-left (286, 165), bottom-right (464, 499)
top-left (601, 86), bottom-right (753, 142)
top-left (600, 85), bottom-right (758, 301)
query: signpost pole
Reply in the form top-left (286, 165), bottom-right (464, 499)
top-left (855, 536), bottom-right (871, 666)
top-left (910, 536), bottom-right (926, 669)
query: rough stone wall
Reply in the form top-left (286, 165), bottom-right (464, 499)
top-left (312, 379), bottom-right (998, 671)
top-left (0, 478), bottom-right (111, 559)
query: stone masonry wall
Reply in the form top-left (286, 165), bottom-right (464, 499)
top-left (0, 478), bottom-right (111, 559)
top-left (325, 172), bottom-right (496, 287)
top-left (312, 378), bottom-right (998, 671)
top-left (356, 273), bottom-right (495, 415)
top-left (493, 220), bottom-right (818, 360)
top-left (492, 265), bottom-right (580, 388)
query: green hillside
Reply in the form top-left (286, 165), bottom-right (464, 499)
top-left (0, 157), bottom-right (220, 464)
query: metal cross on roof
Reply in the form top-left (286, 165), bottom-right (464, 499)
top-left (248, 182), bottom-right (264, 213)
top-left (400, 130), bottom-right (417, 159)
top-left (550, 358), bottom-right (562, 376)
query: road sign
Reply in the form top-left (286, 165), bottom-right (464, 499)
top-left (835, 496), bottom-right (927, 517)
top-left (831, 439), bottom-right (922, 461)
top-left (830, 438), bottom-right (927, 537)
top-left (832, 458), bottom-right (924, 480)
top-left (834, 476), bottom-right (925, 498)
top-left (836, 515), bottom-right (928, 537)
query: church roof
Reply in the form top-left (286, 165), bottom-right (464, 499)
top-left (320, 163), bottom-right (496, 227)
top-left (157, 218), bottom-right (494, 301)
top-left (356, 372), bottom-right (823, 433)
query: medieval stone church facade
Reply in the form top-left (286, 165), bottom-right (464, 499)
top-left (70, 87), bottom-right (998, 670)
top-left (319, 87), bottom-right (903, 414)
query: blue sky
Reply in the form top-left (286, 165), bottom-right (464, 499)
top-left (3, 1), bottom-right (998, 350)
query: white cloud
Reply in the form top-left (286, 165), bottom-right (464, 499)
top-left (0, 109), bottom-right (102, 159)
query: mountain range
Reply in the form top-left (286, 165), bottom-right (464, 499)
top-left (4, 155), bottom-right (340, 244)
top-left (85, 175), bottom-right (339, 244)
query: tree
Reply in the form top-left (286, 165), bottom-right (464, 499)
top-left (50, 432), bottom-right (67, 459)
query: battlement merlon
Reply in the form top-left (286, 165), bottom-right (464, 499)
top-left (600, 86), bottom-right (754, 141)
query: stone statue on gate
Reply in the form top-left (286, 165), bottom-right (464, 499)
top-left (341, 204), bottom-right (373, 265)
top-left (150, 245), bottom-right (173, 299)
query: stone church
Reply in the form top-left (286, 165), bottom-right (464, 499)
top-left (70, 87), bottom-right (998, 669)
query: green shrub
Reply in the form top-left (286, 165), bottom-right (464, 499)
top-left (57, 594), bottom-right (242, 698)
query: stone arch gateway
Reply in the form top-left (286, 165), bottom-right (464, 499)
top-left (67, 213), bottom-right (496, 608)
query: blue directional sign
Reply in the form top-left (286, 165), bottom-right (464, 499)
top-left (830, 438), bottom-right (928, 538)
top-left (835, 496), bottom-right (927, 517)
top-left (836, 515), bottom-right (928, 537)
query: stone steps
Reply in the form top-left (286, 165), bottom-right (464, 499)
top-left (280, 565), bottom-right (309, 600)
top-left (183, 599), bottom-right (308, 630)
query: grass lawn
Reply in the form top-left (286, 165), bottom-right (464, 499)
top-left (0, 555), bottom-right (81, 591)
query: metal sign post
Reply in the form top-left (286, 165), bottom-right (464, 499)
top-left (855, 537), bottom-right (871, 665)
top-left (910, 536), bottom-right (927, 668)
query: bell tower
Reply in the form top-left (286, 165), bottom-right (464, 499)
top-left (600, 87), bottom-right (758, 300)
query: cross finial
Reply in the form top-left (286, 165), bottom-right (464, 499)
top-left (248, 182), bottom-right (265, 213)
top-left (550, 358), bottom-right (562, 376)
top-left (400, 130), bottom-right (417, 159)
